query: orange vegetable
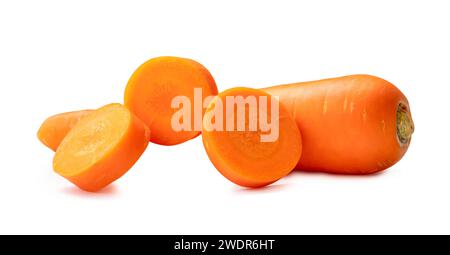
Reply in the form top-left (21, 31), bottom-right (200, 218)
top-left (262, 74), bottom-right (414, 174)
top-left (53, 103), bottom-right (149, 192)
top-left (37, 110), bottom-right (93, 151)
top-left (202, 87), bottom-right (302, 187)
top-left (125, 56), bottom-right (218, 145)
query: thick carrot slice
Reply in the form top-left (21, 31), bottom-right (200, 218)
top-left (262, 74), bottom-right (414, 174)
top-left (53, 103), bottom-right (149, 192)
top-left (202, 87), bottom-right (302, 188)
top-left (37, 110), bottom-right (93, 151)
top-left (124, 56), bottom-right (218, 145)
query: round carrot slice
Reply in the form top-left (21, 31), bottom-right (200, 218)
top-left (53, 103), bottom-right (149, 192)
top-left (124, 56), bottom-right (218, 145)
top-left (202, 87), bottom-right (302, 188)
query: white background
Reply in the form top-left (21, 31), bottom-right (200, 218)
top-left (0, 0), bottom-right (449, 234)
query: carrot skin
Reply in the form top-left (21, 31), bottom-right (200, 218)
top-left (263, 74), bottom-right (413, 174)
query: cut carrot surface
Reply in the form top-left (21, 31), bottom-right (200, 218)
top-left (262, 74), bottom-right (414, 174)
top-left (37, 110), bottom-right (93, 151)
top-left (53, 103), bottom-right (149, 192)
top-left (202, 87), bottom-right (302, 188)
top-left (125, 56), bottom-right (218, 145)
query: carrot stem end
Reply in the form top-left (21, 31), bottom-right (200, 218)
top-left (397, 102), bottom-right (414, 144)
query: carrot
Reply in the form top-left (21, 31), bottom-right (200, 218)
top-left (262, 74), bottom-right (414, 174)
top-left (37, 110), bottom-right (93, 151)
top-left (124, 56), bottom-right (218, 145)
top-left (202, 87), bottom-right (302, 187)
top-left (53, 103), bottom-right (149, 192)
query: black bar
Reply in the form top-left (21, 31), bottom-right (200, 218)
top-left (0, 235), bottom-right (448, 254)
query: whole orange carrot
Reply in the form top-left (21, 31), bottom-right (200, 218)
top-left (263, 74), bottom-right (414, 174)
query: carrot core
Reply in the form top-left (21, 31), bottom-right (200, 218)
top-left (397, 102), bottom-right (414, 145)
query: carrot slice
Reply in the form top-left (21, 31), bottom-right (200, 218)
top-left (53, 103), bottom-right (149, 192)
top-left (37, 110), bottom-right (93, 151)
top-left (262, 74), bottom-right (414, 174)
top-left (124, 56), bottom-right (218, 145)
top-left (202, 87), bottom-right (302, 188)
